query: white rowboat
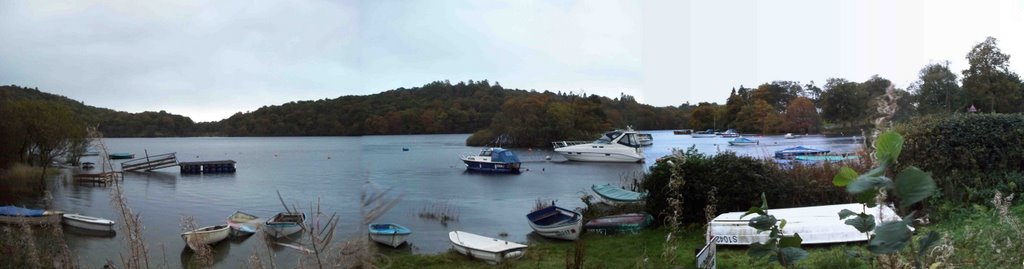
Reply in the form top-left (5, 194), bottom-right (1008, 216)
top-left (181, 225), bottom-right (230, 250)
top-left (449, 231), bottom-right (527, 264)
top-left (264, 212), bottom-right (305, 238)
top-left (62, 214), bottom-right (115, 231)
top-left (706, 203), bottom-right (899, 245)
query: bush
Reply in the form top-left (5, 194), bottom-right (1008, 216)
top-left (898, 113), bottom-right (1024, 205)
top-left (642, 148), bottom-right (858, 225)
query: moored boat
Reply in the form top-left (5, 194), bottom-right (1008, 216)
top-left (637, 133), bottom-right (654, 146)
top-left (591, 184), bottom-right (646, 205)
top-left (774, 146), bottom-right (830, 159)
top-left (526, 205), bottom-right (583, 240)
top-left (584, 213), bottom-right (653, 234)
top-left (784, 133), bottom-right (800, 139)
top-left (109, 153), bottom-right (135, 159)
top-left (264, 212), bottom-right (305, 238)
top-left (706, 203), bottom-right (899, 245)
top-left (673, 129), bottom-right (693, 135)
top-left (728, 137), bottom-right (759, 146)
top-left (794, 154), bottom-right (860, 162)
top-left (449, 231), bottom-right (527, 264)
top-left (719, 129), bottom-right (740, 138)
top-left (226, 211), bottom-right (260, 236)
top-left (0, 205), bottom-right (62, 225)
top-left (460, 148), bottom-right (522, 174)
top-left (81, 162), bottom-right (95, 169)
top-left (691, 129), bottom-right (716, 138)
top-left (62, 213), bottom-right (115, 231)
top-left (368, 223), bottom-right (412, 248)
top-left (552, 129), bottom-right (644, 163)
top-left (181, 225), bottom-right (230, 250)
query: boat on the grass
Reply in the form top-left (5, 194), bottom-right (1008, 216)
top-left (526, 205), bottom-right (583, 240)
top-left (226, 211), bottom-right (260, 236)
top-left (264, 212), bottom-right (305, 238)
top-left (460, 148), bottom-right (522, 174)
top-left (691, 129), bottom-right (716, 138)
top-left (81, 162), bottom-right (95, 169)
top-left (784, 133), bottom-right (800, 139)
top-left (0, 205), bottom-right (61, 225)
top-left (637, 133), bottom-right (654, 146)
top-left (591, 184), bottom-right (646, 205)
top-left (62, 213), bottom-right (115, 231)
top-left (728, 137), bottom-right (759, 146)
top-left (719, 129), bottom-right (740, 138)
top-left (181, 225), bottom-right (230, 250)
top-left (706, 203), bottom-right (899, 245)
top-left (552, 129), bottom-right (644, 163)
top-left (108, 153), bottom-right (135, 159)
top-left (794, 155), bottom-right (860, 162)
top-left (449, 231), bottom-right (527, 264)
top-left (584, 213), bottom-right (653, 234)
top-left (368, 223), bottom-right (412, 248)
top-left (774, 146), bottom-right (830, 159)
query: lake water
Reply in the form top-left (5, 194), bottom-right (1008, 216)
top-left (22, 130), bottom-right (862, 268)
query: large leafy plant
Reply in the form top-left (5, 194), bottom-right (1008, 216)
top-left (833, 131), bottom-right (942, 268)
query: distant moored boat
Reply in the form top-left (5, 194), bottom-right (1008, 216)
top-left (109, 153), bottom-right (135, 160)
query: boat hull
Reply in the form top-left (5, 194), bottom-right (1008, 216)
top-left (554, 148), bottom-right (644, 163)
top-left (584, 213), bottom-right (653, 234)
top-left (691, 134), bottom-right (716, 138)
top-left (529, 219), bottom-right (583, 241)
top-left (368, 223), bottom-right (412, 248)
top-left (526, 206), bottom-right (583, 240)
top-left (707, 203), bottom-right (899, 245)
top-left (449, 231), bottom-right (527, 264)
top-left (62, 214), bottom-right (115, 231)
top-left (226, 211), bottom-right (260, 236)
top-left (181, 225), bottom-right (230, 250)
top-left (0, 214), bottom-right (61, 225)
top-left (462, 160), bottom-right (521, 173)
top-left (264, 212), bottom-right (305, 238)
top-left (370, 233), bottom-right (409, 248)
top-left (728, 141), bottom-right (758, 146)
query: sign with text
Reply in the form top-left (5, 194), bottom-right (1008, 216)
top-left (696, 236), bottom-right (717, 269)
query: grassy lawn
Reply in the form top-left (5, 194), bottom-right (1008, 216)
top-left (385, 203), bottom-right (1024, 269)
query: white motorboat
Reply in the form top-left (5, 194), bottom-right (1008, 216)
top-left (181, 225), bottom-right (230, 250)
top-left (526, 205), bottom-right (583, 240)
top-left (706, 203), bottom-right (899, 245)
top-left (691, 129), bottom-right (717, 138)
top-left (784, 133), bottom-right (800, 139)
top-left (727, 137), bottom-right (759, 146)
top-left (264, 212), bottom-right (305, 238)
top-left (449, 231), bottom-right (527, 264)
top-left (62, 213), bottom-right (115, 231)
top-left (551, 129), bottom-right (644, 163)
top-left (719, 129), bottom-right (740, 138)
top-left (637, 133), bottom-right (653, 146)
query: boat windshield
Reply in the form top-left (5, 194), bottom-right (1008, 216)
top-left (593, 131), bottom-right (622, 144)
top-left (479, 149), bottom-right (492, 156)
top-left (617, 133), bottom-right (641, 147)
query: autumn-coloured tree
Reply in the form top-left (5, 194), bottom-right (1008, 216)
top-left (783, 97), bottom-right (820, 134)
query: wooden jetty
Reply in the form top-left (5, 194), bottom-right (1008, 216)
top-left (121, 152), bottom-right (178, 172)
top-left (179, 160), bottom-right (236, 174)
top-left (73, 172), bottom-right (121, 185)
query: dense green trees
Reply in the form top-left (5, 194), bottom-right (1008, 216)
top-left (912, 62), bottom-right (963, 115)
top-left (0, 99), bottom-right (85, 170)
top-left (962, 37), bottom-right (1023, 113)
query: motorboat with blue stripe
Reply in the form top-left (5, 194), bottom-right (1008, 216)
top-left (551, 129), bottom-right (644, 163)
top-left (460, 147), bottom-right (522, 173)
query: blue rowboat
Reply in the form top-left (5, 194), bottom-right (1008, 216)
top-left (591, 184), bottom-right (646, 205)
top-left (368, 223), bottom-right (412, 248)
top-left (526, 205), bottom-right (583, 240)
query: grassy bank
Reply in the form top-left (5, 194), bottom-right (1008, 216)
top-left (388, 202), bottom-right (1024, 269)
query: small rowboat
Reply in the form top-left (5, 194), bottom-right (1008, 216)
top-left (526, 205), bottom-right (583, 240)
top-left (62, 214), bottom-right (115, 231)
top-left (0, 205), bottom-right (61, 225)
top-left (707, 203), bottom-right (899, 245)
top-left (181, 225), bottom-right (230, 250)
top-left (591, 184), bottom-right (646, 205)
top-left (774, 146), bottom-right (830, 159)
top-left (449, 231), bottom-right (527, 264)
top-left (584, 213), bottom-right (653, 234)
top-left (108, 153), bottom-right (135, 160)
top-left (226, 211), bottom-right (259, 236)
top-left (264, 212), bottom-right (305, 238)
top-left (368, 223), bottom-right (412, 248)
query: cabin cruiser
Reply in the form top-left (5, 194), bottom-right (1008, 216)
top-left (552, 130), bottom-right (644, 163)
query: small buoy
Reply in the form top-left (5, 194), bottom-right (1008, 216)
top-left (542, 168), bottom-right (545, 172)
top-left (327, 156), bottom-right (331, 159)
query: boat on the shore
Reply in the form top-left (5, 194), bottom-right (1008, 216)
top-left (62, 213), bottom-right (115, 231)
top-left (584, 213), bottom-right (653, 234)
top-left (449, 231), bottom-right (527, 264)
top-left (707, 203), bottom-right (899, 245)
top-left (552, 129), bottom-right (644, 163)
top-left (181, 225), bottom-right (230, 250)
top-left (526, 205), bottom-right (583, 240)
top-left (728, 137), bottom-right (759, 146)
top-left (264, 212), bottom-right (305, 238)
top-left (108, 153), bottom-right (135, 160)
top-left (226, 211), bottom-right (259, 236)
top-left (637, 133), bottom-right (653, 146)
top-left (368, 223), bottom-right (412, 248)
top-left (460, 147), bottom-right (522, 174)
top-left (691, 129), bottom-right (716, 138)
top-left (0, 205), bottom-right (62, 225)
top-left (774, 146), bottom-right (830, 159)
top-left (591, 184), bottom-right (646, 205)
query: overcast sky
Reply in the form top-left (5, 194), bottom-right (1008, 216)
top-left (2, 0), bottom-right (1022, 122)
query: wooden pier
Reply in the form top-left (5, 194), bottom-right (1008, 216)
top-left (179, 160), bottom-right (236, 174)
top-left (121, 152), bottom-right (178, 172)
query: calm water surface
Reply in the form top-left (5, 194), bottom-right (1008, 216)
top-left (29, 131), bottom-right (861, 268)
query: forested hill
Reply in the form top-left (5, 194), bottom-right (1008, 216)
top-left (1, 81), bottom-right (690, 145)
top-left (0, 85), bottom-right (212, 137)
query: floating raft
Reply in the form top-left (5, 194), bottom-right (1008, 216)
top-left (179, 160), bottom-right (236, 174)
